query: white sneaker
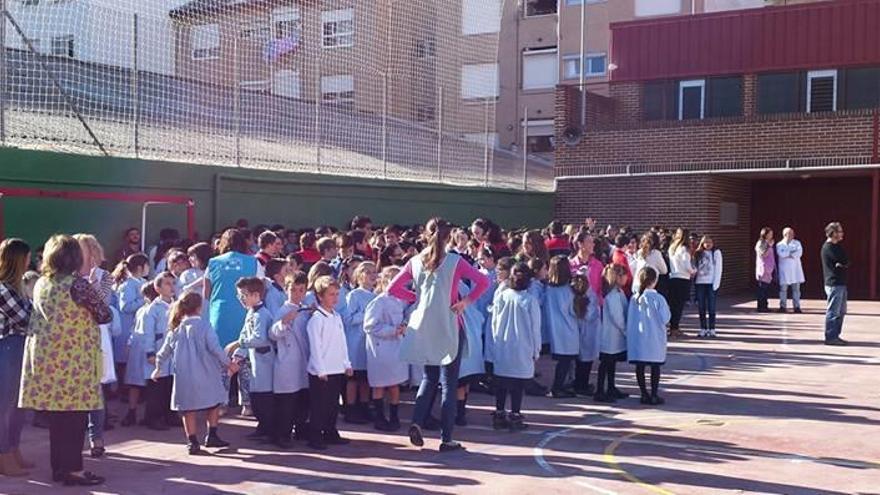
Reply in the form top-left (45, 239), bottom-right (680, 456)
top-left (708, 329), bottom-right (717, 338)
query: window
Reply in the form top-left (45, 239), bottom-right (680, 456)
top-left (272, 6), bottom-right (302, 40)
top-left (191, 23), bottom-right (220, 60)
top-left (704, 0), bottom-right (765, 12)
top-left (415, 105), bottom-right (436, 122)
top-left (643, 80), bottom-right (677, 121)
top-left (707, 76), bottom-right (743, 117)
top-left (51, 35), bottom-right (74, 58)
top-left (524, 0), bottom-right (557, 17)
top-left (462, 0), bottom-right (501, 35)
top-left (719, 202), bottom-right (739, 226)
top-left (415, 39), bottom-right (436, 59)
top-left (635, 0), bottom-right (680, 17)
top-left (241, 22), bottom-right (270, 42)
top-left (523, 119), bottom-right (555, 153)
top-left (273, 70), bottom-right (301, 99)
top-left (807, 69), bottom-right (837, 113)
top-left (562, 53), bottom-right (606, 79)
top-left (322, 8), bottom-right (354, 48)
top-left (522, 48), bottom-right (558, 90)
top-left (461, 63), bottom-right (499, 100)
top-left (679, 79), bottom-right (705, 120)
top-left (757, 72), bottom-right (802, 114)
top-left (321, 75), bottom-right (354, 104)
top-left (843, 67), bottom-right (880, 110)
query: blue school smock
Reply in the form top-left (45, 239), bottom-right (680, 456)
top-left (115, 277), bottom-right (145, 363)
top-left (491, 288), bottom-right (542, 379)
top-left (269, 302), bottom-right (310, 394)
top-left (626, 289), bottom-right (671, 364)
top-left (141, 298), bottom-right (173, 380)
top-left (364, 294), bottom-right (410, 388)
top-left (264, 280), bottom-right (286, 320)
top-left (207, 251), bottom-right (258, 346)
top-left (345, 287), bottom-right (375, 371)
top-left (156, 316), bottom-right (229, 412)
top-left (601, 288), bottom-right (628, 355)
top-left (527, 279), bottom-right (546, 343)
top-left (124, 305), bottom-right (150, 386)
top-left (542, 284), bottom-right (579, 356)
top-left (483, 282), bottom-right (508, 364)
top-left (458, 282), bottom-right (486, 379)
top-left (578, 289), bottom-right (601, 362)
top-left (238, 305), bottom-right (275, 393)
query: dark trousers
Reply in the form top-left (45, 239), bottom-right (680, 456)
top-left (412, 335), bottom-right (463, 444)
top-left (596, 355), bottom-right (619, 395)
top-left (145, 376), bottom-right (173, 423)
top-left (756, 281), bottom-right (771, 310)
top-left (574, 360), bottom-right (593, 390)
top-left (667, 278), bottom-right (691, 330)
top-left (250, 392), bottom-right (277, 439)
top-left (494, 377), bottom-right (526, 413)
top-left (635, 364), bottom-right (662, 397)
top-left (275, 390), bottom-right (309, 440)
top-left (551, 354), bottom-right (575, 391)
top-left (47, 410), bottom-right (88, 476)
top-left (694, 283), bottom-right (717, 330)
top-left (308, 374), bottom-right (344, 442)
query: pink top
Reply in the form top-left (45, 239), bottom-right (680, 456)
top-left (389, 255), bottom-right (490, 308)
top-left (569, 253), bottom-right (605, 304)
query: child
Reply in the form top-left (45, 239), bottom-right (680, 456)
top-left (167, 250), bottom-right (191, 296)
top-left (491, 262), bottom-right (542, 431)
top-left (344, 261), bottom-right (377, 424)
top-left (306, 276), bottom-right (353, 450)
top-left (543, 256), bottom-right (579, 398)
top-left (595, 265), bottom-right (629, 403)
top-left (153, 292), bottom-right (238, 455)
top-left (572, 273), bottom-right (600, 397)
top-left (482, 256), bottom-right (513, 394)
top-left (364, 266), bottom-right (409, 431)
top-left (234, 277), bottom-right (277, 443)
top-left (140, 272), bottom-right (176, 430)
top-left (179, 242), bottom-right (212, 293)
top-left (121, 282), bottom-right (158, 427)
top-left (269, 272), bottom-right (310, 448)
top-left (264, 258), bottom-right (289, 320)
top-left (113, 253), bottom-right (150, 386)
top-left (627, 267), bottom-right (671, 406)
top-left (455, 279), bottom-right (486, 426)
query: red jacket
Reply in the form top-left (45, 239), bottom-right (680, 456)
top-left (611, 248), bottom-right (633, 297)
top-left (544, 236), bottom-right (571, 257)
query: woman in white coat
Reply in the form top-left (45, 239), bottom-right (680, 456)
top-left (776, 227), bottom-right (805, 313)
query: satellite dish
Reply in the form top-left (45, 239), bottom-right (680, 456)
top-left (562, 125), bottom-right (583, 146)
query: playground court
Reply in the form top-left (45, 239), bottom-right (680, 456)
top-left (5, 297), bottom-right (879, 495)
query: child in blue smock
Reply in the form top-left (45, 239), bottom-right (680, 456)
top-left (627, 267), bottom-right (671, 406)
top-left (364, 266), bottom-right (409, 431)
top-left (595, 264), bottom-right (630, 403)
top-left (455, 280), bottom-right (486, 427)
top-left (573, 273), bottom-right (601, 397)
top-left (154, 292), bottom-right (237, 455)
top-left (269, 271), bottom-right (310, 447)
top-left (482, 256), bottom-right (513, 394)
top-left (491, 262), bottom-right (542, 432)
top-left (234, 277), bottom-right (277, 442)
top-left (141, 273), bottom-right (176, 430)
top-left (113, 253), bottom-right (150, 386)
top-left (263, 258), bottom-right (289, 320)
top-left (527, 258), bottom-right (547, 343)
top-left (543, 256), bottom-right (579, 398)
top-left (121, 282), bottom-right (157, 427)
top-left (344, 261), bottom-right (377, 425)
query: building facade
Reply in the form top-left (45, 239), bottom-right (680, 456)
top-left (554, 0), bottom-right (880, 299)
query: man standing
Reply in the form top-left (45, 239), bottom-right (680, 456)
top-left (821, 222), bottom-right (848, 346)
top-left (776, 227), bottom-right (805, 313)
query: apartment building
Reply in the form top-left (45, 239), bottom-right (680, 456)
top-left (554, 0), bottom-right (880, 299)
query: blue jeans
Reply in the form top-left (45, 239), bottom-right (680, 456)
top-left (780, 283), bottom-right (801, 310)
top-left (0, 334), bottom-right (26, 453)
top-left (694, 284), bottom-right (717, 330)
top-left (412, 334), bottom-right (463, 443)
top-left (88, 406), bottom-right (105, 444)
top-left (824, 285), bottom-right (847, 341)
top-left (756, 281), bottom-right (771, 310)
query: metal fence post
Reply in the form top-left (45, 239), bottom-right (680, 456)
top-left (436, 86), bottom-right (443, 182)
top-left (483, 98), bottom-right (490, 187)
top-left (522, 106), bottom-right (528, 191)
top-left (233, 36), bottom-right (241, 167)
top-left (132, 13), bottom-right (140, 158)
top-left (315, 73), bottom-right (321, 173)
top-left (0, 0), bottom-right (7, 146)
top-left (382, 72), bottom-right (388, 179)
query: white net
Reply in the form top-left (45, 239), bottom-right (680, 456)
top-left (0, 0), bottom-right (553, 191)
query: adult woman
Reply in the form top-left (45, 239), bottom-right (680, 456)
top-left (0, 239), bottom-right (33, 477)
top-left (694, 235), bottom-right (723, 338)
top-left (755, 227), bottom-right (776, 313)
top-left (388, 218), bottom-right (489, 453)
top-left (632, 233), bottom-right (668, 295)
top-left (518, 230), bottom-right (548, 265)
top-left (667, 228), bottom-right (696, 338)
top-left (205, 228), bottom-right (258, 347)
top-left (20, 235), bottom-right (111, 486)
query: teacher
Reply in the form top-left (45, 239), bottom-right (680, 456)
top-left (388, 218), bottom-right (488, 453)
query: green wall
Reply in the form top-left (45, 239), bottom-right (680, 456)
top-left (0, 148), bottom-right (553, 256)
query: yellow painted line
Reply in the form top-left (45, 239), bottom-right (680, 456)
top-left (603, 430), bottom-right (677, 495)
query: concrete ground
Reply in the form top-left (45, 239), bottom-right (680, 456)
top-left (5, 297), bottom-right (879, 495)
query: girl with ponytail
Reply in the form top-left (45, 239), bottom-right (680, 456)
top-left (113, 253), bottom-right (150, 393)
top-left (388, 217), bottom-right (490, 453)
top-left (626, 267), bottom-right (671, 406)
top-left (153, 292), bottom-right (238, 455)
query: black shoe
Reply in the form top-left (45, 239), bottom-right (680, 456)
top-left (609, 387), bottom-right (630, 400)
top-left (388, 417), bottom-right (401, 431)
top-left (508, 413), bottom-right (528, 432)
top-left (147, 419), bottom-right (169, 431)
top-left (550, 389), bottom-right (575, 399)
top-left (343, 407), bottom-right (369, 425)
top-left (524, 379), bottom-right (548, 397)
top-left (423, 415), bottom-right (441, 431)
top-left (640, 394), bottom-right (652, 405)
top-left (89, 446), bottom-right (106, 458)
top-left (187, 442), bottom-right (203, 455)
top-left (825, 338), bottom-right (849, 346)
top-left (757, 308), bottom-right (770, 313)
top-left (205, 434), bottom-right (230, 448)
top-left (62, 471), bottom-right (105, 486)
top-left (408, 424), bottom-right (424, 447)
top-left (593, 392), bottom-right (616, 403)
top-left (374, 417), bottom-right (395, 432)
top-left (307, 440), bottom-right (327, 450)
top-left (121, 410), bottom-right (136, 427)
top-left (324, 432), bottom-right (350, 445)
top-left (574, 384), bottom-right (595, 397)
top-left (794, 308), bottom-right (803, 314)
top-left (492, 411), bottom-right (509, 430)
top-left (439, 441), bottom-right (466, 453)
top-left (651, 395), bottom-right (666, 406)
